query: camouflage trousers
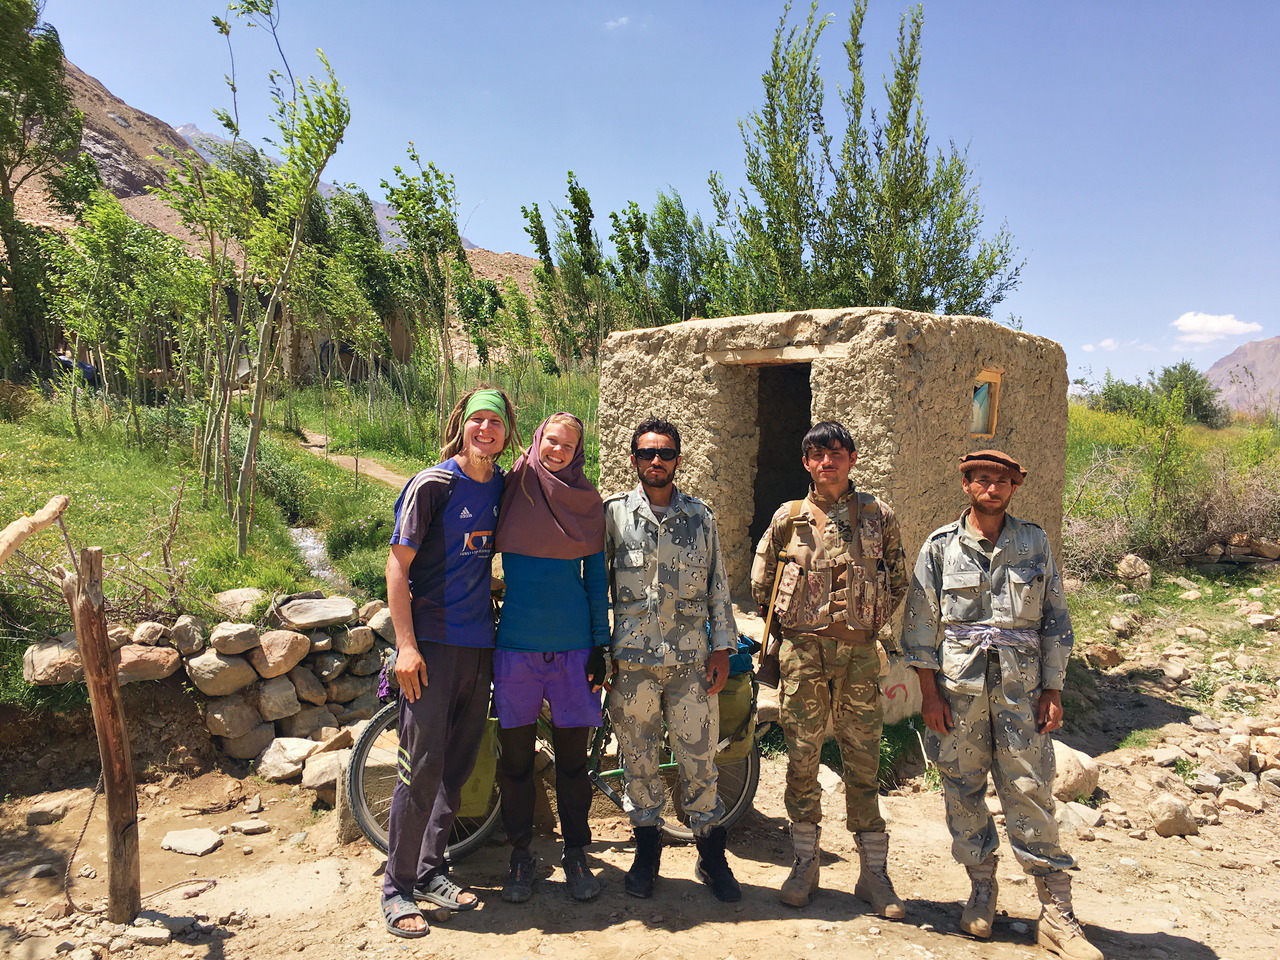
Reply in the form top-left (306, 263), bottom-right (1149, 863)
top-left (925, 648), bottom-right (1075, 875)
top-left (609, 659), bottom-right (726, 837)
top-left (779, 633), bottom-right (884, 832)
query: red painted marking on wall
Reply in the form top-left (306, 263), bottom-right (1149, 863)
top-left (884, 683), bottom-right (908, 700)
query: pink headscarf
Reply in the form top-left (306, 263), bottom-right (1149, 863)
top-left (494, 413), bottom-right (605, 559)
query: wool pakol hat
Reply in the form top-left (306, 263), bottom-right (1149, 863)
top-left (959, 449), bottom-right (1027, 485)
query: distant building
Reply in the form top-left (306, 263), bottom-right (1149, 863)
top-left (598, 307), bottom-right (1068, 721)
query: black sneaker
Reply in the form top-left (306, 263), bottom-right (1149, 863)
top-left (562, 849), bottom-right (601, 901)
top-left (502, 855), bottom-right (538, 903)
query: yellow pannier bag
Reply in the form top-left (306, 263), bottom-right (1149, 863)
top-left (458, 718), bottom-right (498, 818)
top-left (716, 673), bottom-right (756, 762)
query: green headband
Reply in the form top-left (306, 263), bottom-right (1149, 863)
top-left (462, 390), bottom-right (509, 432)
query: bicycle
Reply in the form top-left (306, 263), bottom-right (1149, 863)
top-left (346, 673), bottom-right (763, 859)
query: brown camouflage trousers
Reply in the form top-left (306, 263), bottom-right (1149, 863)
top-left (925, 648), bottom-right (1075, 874)
top-left (779, 633), bottom-right (884, 832)
top-left (609, 660), bottom-right (725, 837)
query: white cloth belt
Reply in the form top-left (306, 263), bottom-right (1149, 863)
top-left (944, 623), bottom-right (1040, 654)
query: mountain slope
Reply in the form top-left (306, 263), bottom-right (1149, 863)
top-left (1206, 337), bottom-right (1280, 413)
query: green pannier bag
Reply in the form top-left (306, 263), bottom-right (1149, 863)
top-left (716, 672), bottom-right (756, 762)
top-left (458, 718), bottom-right (498, 817)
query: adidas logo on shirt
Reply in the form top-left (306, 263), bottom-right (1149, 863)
top-left (459, 506), bottom-right (473, 519)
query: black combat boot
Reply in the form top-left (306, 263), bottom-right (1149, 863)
top-left (624, 826), bottom-right (662, 898)
top-left (694, 826), bottom-right (742, 902)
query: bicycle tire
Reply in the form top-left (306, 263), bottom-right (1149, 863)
top-left (660, 741), bottom-right (761, 842)
top-left (346, 701), bottom-right (503, 860)
top-left (587, 719), bottom-right (761, 843)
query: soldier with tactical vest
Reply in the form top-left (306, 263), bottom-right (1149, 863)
top-left (750, 421), bottom-right (908, 915)
top-left (900, 450), bottom-right (1101, 960)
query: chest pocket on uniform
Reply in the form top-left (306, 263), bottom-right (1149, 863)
top-left (613, 548), bottom-right (648, 606)
top-left (1008, 566), bottom-right (1047, 622)
top-left (677, 547), bottom-right (708, 600)
top-left (942, 571), bottom-right (986, 621)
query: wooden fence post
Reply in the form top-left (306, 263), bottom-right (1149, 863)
top-left (60, 547), bottom-right (140, 923)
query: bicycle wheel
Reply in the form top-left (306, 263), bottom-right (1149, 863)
top-left (346, 701), bottom-right (503, 860)
top-left (587, 718), bottom-right (761, 843)
top-left (659, 741), bottom-right (761, 842)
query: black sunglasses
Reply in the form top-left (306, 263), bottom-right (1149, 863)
top-left (634, 447), bottom-right (678, 462)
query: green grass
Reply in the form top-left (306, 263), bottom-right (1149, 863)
top-left (0, 395), bottom-right (404, 708)
top-left (277, 360), bottom-right (603, 482)
top-left (1117, 728), bottom-right (1161, 749)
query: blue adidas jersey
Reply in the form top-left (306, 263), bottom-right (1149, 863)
top-left (390, 458), bottom-right (503, 648)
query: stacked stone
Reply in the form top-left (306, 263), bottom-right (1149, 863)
top-left (20, 589), bottom-right (397, 799)
top-left (1188, 533), bottom-right (1280, 566)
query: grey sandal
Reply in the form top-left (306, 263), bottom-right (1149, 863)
top-left (414, 873), bottom-right (479, 911)
top-left (381, 894), bottom-right (428, 938)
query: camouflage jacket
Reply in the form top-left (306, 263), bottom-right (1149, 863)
top-left (899, 510), bottom-right (1074, 694)
top-left (604, 485), bottom-right (738, 666)
top-left (750, 485), bottom-right (907, 637)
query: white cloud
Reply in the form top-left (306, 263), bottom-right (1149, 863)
top-left (1171, 311), bottom-right (1262, 344)
top-left (605, 16), bottom-right (630, 30)
top-left (1081, 337), bottom-right (1120, 353)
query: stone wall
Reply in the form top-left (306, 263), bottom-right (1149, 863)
top-left (22, 589), bottom-right (394, 788)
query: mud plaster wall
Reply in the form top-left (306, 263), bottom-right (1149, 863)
top-left (599, 308), bottom-right (1067, 722)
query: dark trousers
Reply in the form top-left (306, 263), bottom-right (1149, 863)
top-left (381, 643), bottom-right (492, 899)
top-left (497, 723), bottom-right (592, 858)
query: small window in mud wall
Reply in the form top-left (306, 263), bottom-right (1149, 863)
top-left (970, 370), bottom-right (1001, 438)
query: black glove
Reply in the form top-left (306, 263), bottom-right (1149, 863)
top-left (585, 646), bottom-right (608, 688)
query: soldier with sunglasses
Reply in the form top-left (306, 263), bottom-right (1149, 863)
top-left (603, 417), bottom-right (741, 902)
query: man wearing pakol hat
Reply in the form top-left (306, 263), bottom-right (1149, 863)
top-left (899, 450), bottom-right (1101, 959)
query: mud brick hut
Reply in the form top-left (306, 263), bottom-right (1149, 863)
top-left (598, 307), bottom-right (1068, 717)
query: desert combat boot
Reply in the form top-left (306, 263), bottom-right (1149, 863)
top-left (959, 855), bottom-right (998, 939)
top-left (1035, 872), bottom-right (1104, 960)
top-left (778, 822), bottom-right (820, 907)
top-left (853, 831), bottom-right (906, 920)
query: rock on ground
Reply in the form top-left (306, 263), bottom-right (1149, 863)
top-left (256, 737), bottom-right (319, 781)
top-left (160, 828), bottom-right (223, 856)
top-left (1148, 793), bottom-right (1198, 837)
top-left (213, 587), bottom-right (265, 619)
top-left (1052, 740), bottom-right (1099, 801)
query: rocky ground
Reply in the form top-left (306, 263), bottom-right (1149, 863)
top-left (3, 576), bottom-right (1280, 960)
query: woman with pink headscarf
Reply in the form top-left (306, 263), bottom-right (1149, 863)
top-left (492, 412), bottom-right (608, 904)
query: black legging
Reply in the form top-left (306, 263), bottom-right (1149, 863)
top-left (497, 723), bottom-right (592, 856)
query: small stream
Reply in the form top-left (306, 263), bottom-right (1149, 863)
top-left (288, 526), bottom-right (349, 591)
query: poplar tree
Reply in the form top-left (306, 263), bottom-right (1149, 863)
top-left (710, 0), bottom-right (1020, 318)
top-left (0, 0), bottom-right (86, 370)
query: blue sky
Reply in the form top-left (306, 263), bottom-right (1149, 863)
top-left (44, 0), bottom-right (1278, 384)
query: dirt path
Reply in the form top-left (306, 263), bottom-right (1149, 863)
top-left (298, 430), bottom-right (410, 490)
top-left (3, 745), bottom-right (1276, 960)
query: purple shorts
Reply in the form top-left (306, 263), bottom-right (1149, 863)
top-left (493, 647), bottom-right (603, 729)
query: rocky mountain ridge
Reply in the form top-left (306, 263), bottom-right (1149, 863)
top-left (1206, 336), bottom-right (1280, 414)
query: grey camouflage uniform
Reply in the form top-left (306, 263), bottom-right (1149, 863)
top-left (900, 510), bottom-right (1075, 874)
top-left (750, 486), bottom-right (907, 830)
top-left (605, 484), bottom-right (736, 835)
